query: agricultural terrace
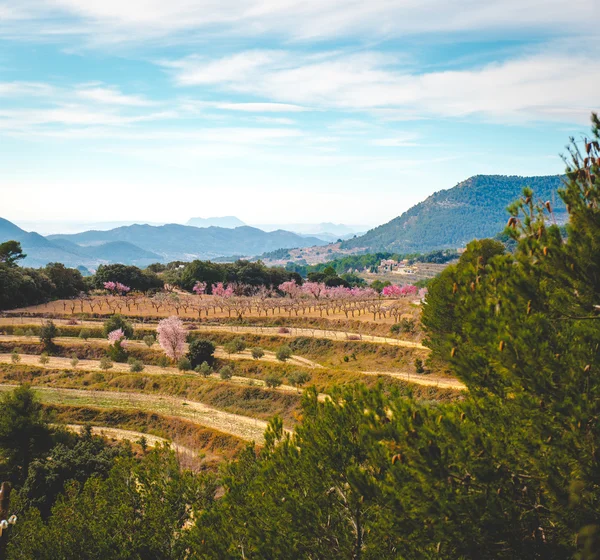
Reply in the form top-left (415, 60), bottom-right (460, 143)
top-left (0, 278), bottom-right (460, 469)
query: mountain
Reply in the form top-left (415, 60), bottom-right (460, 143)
top-left (48, 224), bottom-right (328, 262)
top-left (253, 222), bottom-right (367, 237)
top-left (50, 239), bottom-right (162, 266)
top-left (0, 218), bottom-right (97, 268)
top-left (341, 175), bottom-right (567, 253)
top-left (187, 216), bottom-right (246, 229)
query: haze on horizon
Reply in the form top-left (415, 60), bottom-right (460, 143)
top-left (1, 0), bottom-right (599, 227)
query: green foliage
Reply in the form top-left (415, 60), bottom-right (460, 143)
top-left (0, 385), bottom-right (52, 485)
top-left (287, 370), bottom-right (311, 390)
top-left (69, 354), bottom-right (79, 368)
top-left (106, 340), bottom-right (128, 363)
top-left (250, 347), bottom-right (265, 360)
top-left (10, 349), bottom-right (20, 364)
top-left (224, 337), bottom-right (246, 355)
top-left (142, 334), bottom-right (155, 347)
top-left (102, 314), bottom-right (133, 339)
top-left (187, 338), bottom-right (216, 368)
top-left (341, 174), bottom-right (566, 253)
top-left (93, 263), bottom-right (162, 292)
top-left (78, 328), bottom-right (91, 341)
top-left (156, 355), bottom-right (170, 368)
top-left (0, 240), bottom-right (26, 266)
top-left (264, 374), bottom-right (283, 389)
top-left (177, 357), bottom-right (192, 371)
top-left (98, 357), bottom-right (113, 371)
top-left (195, 361), bottom-right (212, 377)
top-left (128, 358), bottom-right (144, 373)
top-left (414, 358), bottom-right (425, 374)
top-left (43, 263), bottom-right (86, 299)
top-left (38, 352), bottom-right (49, 365)
top-left (219, 366), bottom-right (233, 380)
top-left (39, 320), bottom-right (58, 353)
top-left (7, 449), bottom-right (213, 560)
top-left (275, 345), bottom-right (292, 362)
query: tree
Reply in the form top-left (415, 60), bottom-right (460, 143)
top-left (107, 328), bottom-right (128, 362)
top-left (0, 385), bottom-right (52, 485)
top-left (251, 347), bottom-right (265, 360)
top-left (177, 357), bottom-right (192, 371)
top-left (0, 241), bottom-right (25, 267)
top-left (157, 316), bottom-right (187, 361)
top-left (187, 338), bottom-right (216, 368)
top-left (102, 315), bottom-right (133, 339)
top-left (196, 361), bottom-right (212, 377)
top-left (43, 263), bottom-right (86, 299)
top-left (264, 374), bottom-right (283, 389)
top-left (275, 345), bottom-right (292, 362)
top-left (219, 366), bottom-right (233, 380)
top-left (39, 320), bottom-right (58, 354)
top-left (288, 370), bottom-right (311, 391)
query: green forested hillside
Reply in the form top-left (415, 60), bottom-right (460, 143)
top-left (342, 175), bottom-right (566, 252)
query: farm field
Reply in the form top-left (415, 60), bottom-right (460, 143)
top-left (0, 294), bottom-right (462, 469)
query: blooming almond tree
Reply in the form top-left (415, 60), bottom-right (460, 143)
top-left (192, 281), bottom-right (207, 296)
top-left (104, 281), bottom-right (131, 295)
top-left (212, 282), bottom-right (234, 298)
top-left (157, 316), bottom-right (187, 361)
top-left (107, 328), bottom-right (127, 348)
top-left (279, 280), bottom-right (302, 298)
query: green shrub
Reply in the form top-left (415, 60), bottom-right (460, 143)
top-left (288, 371), bottom-right (311, 390)
top-left (143, 335), bottom-right (155, 348)
top-left (39, 320), bottom-right (58, 353)
top-left (102, 314), bottom-right (133, 339)
top-left (13, 328), bottom-right (25, 337)
top-left (70, 354), bottom-right (79, 368)
top-left (39, 352), bottom-right (50, 365)
top-left (157, 355), bottom-right (170, 369)
top-left (187, 338), bottom-right (216, 368)
top-left (177, 357), bottom-right (192, 372)
top-left (128, 358), bottom-right (145, 373)
top-left (219, 366), bottom-right (233, 380)
top-left (251, 347), bottom-right (265, 360)
top-left (264, 374), bottom-right (283, 388)
top-left (99, 357), bottom-right (113, 370)
top-left (79, 328), bottom-right (92, 341)
top-left (25, 328), bottom-right (35, 337)
top-left (195, 361), bottom-right (212, 377)
top-left (415, 358), bottom-right (425, 374)
top-left (275, 345), bottom-right (292, 362)
top-left (10, 349), bottom-right (20, 364)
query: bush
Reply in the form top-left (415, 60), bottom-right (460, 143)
top-left (224, 337), bottom-right (246, 355)
top-left (187, 338), bottom-right (216, 368)
top-left (142, 335), bottom-right (155, 348)
top-left (39, 352), bottom-right (49, 365)
top-left (177, 357), bottom-right (192, 371)
top-left (390, 318), bottom-right (416, 335)
top-left (78, 328), bottom-right (91, 341)
top-left (415, 358), bottom-right (425, 374)
top-left (195, 361), bottom-right (212, 377)
top-left (264, 374), bottom-right (283, 388)
top-left (70, 354), bottom-right (79, 368)
top-left (278, 327), bottom-right (291, 334)
top-left (13, 328), bottom-right (25, 337)
top-left (157, 355), bottom-right (170, 369)
top-left (276, 345), bottom-right (292, 362)
top-left (99, 357), bottom-right (113, 370)
top-left (128, 358), bottom-right (145, 373)
top-left (219, 366), bottom-right (233, 380)
top-left (11, 349), bottom-right (20, 364)
top-left (39, 320), bottom-right (58, 353)
top-left (288, 371), bottom-right (311, 390)
top-left (251, 347), bottom-right (265, 360)
top-left (102, 315), bottom-right (133, 339)
top-left (107, 342), bottom-right (128, 363)
top-left (25, 328), bottom-right (35, 337)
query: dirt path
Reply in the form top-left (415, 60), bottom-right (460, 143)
top-left (0, 384), bottom-right (271, 443)
top-left (0, 352), bottom-right (309, 398)
top-left (0, 320), bottom-right (425, 349)
top-left (59, 424), bottom-right (196, 457)
top-left (361, 370), bottom-right (466, 390)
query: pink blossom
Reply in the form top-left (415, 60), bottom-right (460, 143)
top-left (107, 328), bottom-right (127, 347)
top-left (157, 316), bottom-right (187, 360)
top-left (382, 284), bottom-right (418, 297)
top-left (279, 280), bottom-right (302, 298)
top-left (212, 282), bottom-right (234, 297)
top-left (192, 281), bottom-right (207, 295)
top-left (104, 281), bottom-right (130, 294)
top-left (301, 282), bottom-right (326, 299)
top-left (103, 281), bottom-right (117, 291)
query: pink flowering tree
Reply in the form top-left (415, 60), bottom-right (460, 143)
top-left (279, 280), bottom-right (302, 298)
top-left (212, 282), bottom-right (234, 298)
top-left (104, 281), bottom-right (131, 295)
top-left (157, 316), bottom-right (187, 361)
top-left (382, 284), bottom-right (418, 298)
top-left (107, 328), bottom-right (128, 361)
top-left (301, 282), bottom-right (326, 299)
top-left (192, 281), bottom-right (207, 296)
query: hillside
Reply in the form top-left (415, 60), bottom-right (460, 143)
top-left (187, 216), bottom-right (246, 228)
top-left (341, 175), bottom-right (567, 253)
top-left (48, 224), bottom-right (328, 262)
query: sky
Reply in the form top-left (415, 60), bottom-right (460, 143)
top-left (1, 0), bottom-right (599, 230)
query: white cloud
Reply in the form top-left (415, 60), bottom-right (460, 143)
top-left (3, 0), bottom-right (597, 44)
top-left (76, 85), bottom-right (156, 106)
top-left (214, 102), bottom-right (307, 112)
top-left (166, 49), bottom-right (600, 124)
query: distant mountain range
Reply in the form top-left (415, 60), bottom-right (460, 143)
top-left (341, 175), bottom-right (567, 253)
top-left (187, 216), bottom-right (246, 228)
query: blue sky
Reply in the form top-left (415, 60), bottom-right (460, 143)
top-left (1, 0), bottom-right (598, 229)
